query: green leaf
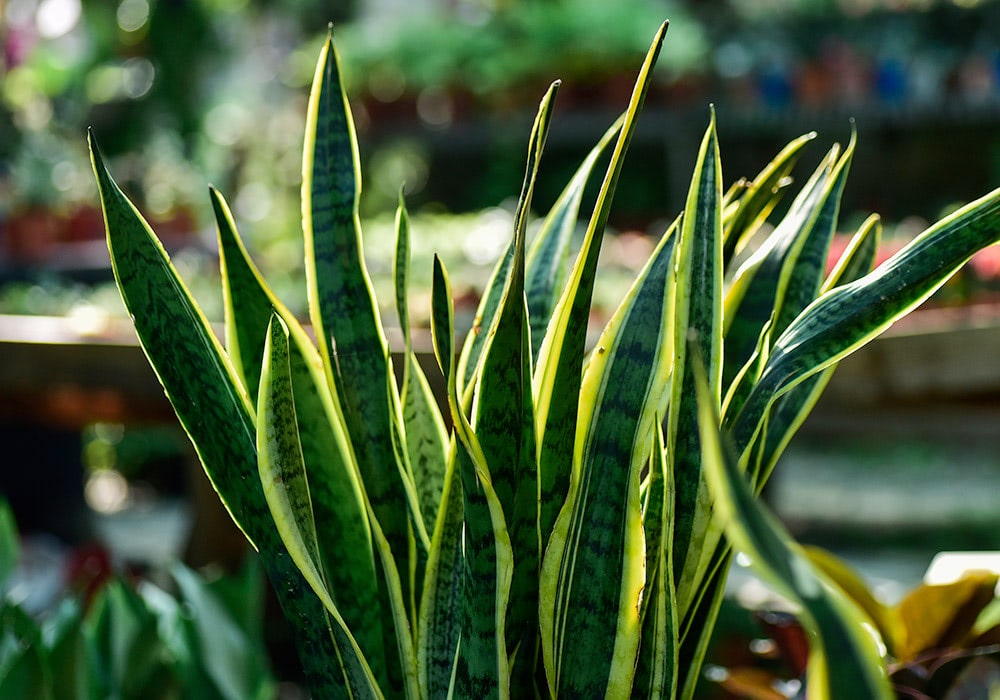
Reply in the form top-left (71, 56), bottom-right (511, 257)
top-left (722, 144), bottom-right (839, 391)
top-left (394, 197), bottom-right (450, 548)
top-left (634, 426), bottom-right (678, 699)
top-left (722, 131), bottom-right (817, 263)
top-left (170, 563), bottom-right (273, 700)
top-left (525, 116), bottom-right (622, 363)
top-left (771, 131), bottom-right (856, 340)
top-left (432, 253), bottom-right (514, 699)
top-left (541, 213), bottom-right (677, 698)
top-left (416, 450), bottom-right (464, 699)
top-left (214, 189), bottom-right (385, 675)
top-left (471, 80), bottom-right (556, 692)
top-left (90, 133), bottom-right (348, 697)
top-left (257, 314), bottom-right (385, 699)
top-left (86, 579), bottom-right (174, 700)
top-left (1, 603), bottom-right (50, 700)
top-left (730, 186), bottom-right (1000, 460)
top-left (41, 599), bottom-right (89, 700)
top-left (302, 32), bottom-right (417, 584)
top-left (534, 20), bottom-right (669, 558)
top-left (750, 214), bottom-right (882, 490)
top-left (0, 499), bottom-right (17, 587)
top-left (695, 365), bottom-right (893, 700)
top-left (668, 109), bottom-right (724, 619)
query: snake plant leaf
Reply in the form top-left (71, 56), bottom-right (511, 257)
top-left (634, 425), bottom-right (678, 699)
top-left (417, 449), bottom-right (465, 699)
top-left (91, 133), bottom-right (352, 697)
top-left (541, 216), bottom-right (677, 698)
top-left (257, 314), bottom-right (386, 699)
top-left (695, 367), bottom-right (893, 700)
top-left (302, 32), bottom-right (418, 577)
top-left (432, 253), bottom-right (514, 699)
top-left (730, 186), bottom-right (1000, 459)
top-left (771, 131), bottom-right (856, 341)
top-left (803, 546), bottom-right (899, 656)
top-left (472, 81), bottom-right (556, 690)
top-left (525, 116), bottom-right (623, 363)
top-left (722, 144), bottom-right (838, 390)
top-left (675, 548), bottom-right (732, 700)
top-left (751, 214), bottom-right (882, 490)
top-left (213, 187), bottom-right (388, 684)
top-left (534, 20), bottom-right (669, 554)
top-left (668, 109), bottom-right (724, 619)
top-left (393, 197), bottom-right (448, 545)
top-left (823, 213), bottom-right (882, 294)
top-left (722, 131), bottom-right (817, 264)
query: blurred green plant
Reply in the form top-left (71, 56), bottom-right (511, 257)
top-left (91, 20), bottom-right (1000, 700)
top-left (0, 498), bottom-right (276, 699)
top-left (340, 0), bottom-right (707, 102)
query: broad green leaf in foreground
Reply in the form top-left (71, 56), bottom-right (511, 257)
top-left (695, 363), bottom-right (893, 700)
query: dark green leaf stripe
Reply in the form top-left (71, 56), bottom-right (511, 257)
top-left (534, 21), bottom-right (669, 557)
top-left (730, 186), bottom-right (1000, 459)
top-left (696, 369), bottom-right (892, 699)
top-left (91, 134), bottom-right (355, 698)
top-left (668, 110), bottom-right (723, 618)
top-left (525, 116), bottom-right (622, 364)
top-left (302, 34), bottom-right (412, 582)
top-left (213, 187), bottom-right (388, 686)
top-left (543, 223), bottom-right (676, 698)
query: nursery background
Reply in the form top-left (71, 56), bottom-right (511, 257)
top-left (3, 0), bottom-right (1000, 697)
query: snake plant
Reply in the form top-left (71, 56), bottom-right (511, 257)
top-left (91, 21), bottom-right (1000, 699)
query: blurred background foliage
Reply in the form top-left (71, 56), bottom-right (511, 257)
top-left (1, 0), bottom-right (999, 321)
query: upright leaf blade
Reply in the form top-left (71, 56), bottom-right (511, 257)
top-left (471, 81), bottom-right (557, 693)
top-left (525, 116), bottom-right (622, 362)
top-left (214, 187), bottom-right (388, 684)
top-left (695, 366), bottom-right (893, 700)
top-left (302, 33), bottom-right (419, 582)
top-left (92, 134), bottom-right (354, 698)
top-left (256, 314), bottom-right (385, 698)
top-left (394, 197), bottom-right (449, 540)
top-left (667, 110), bottom-right (724, 618)
top-left (541, 221), bottom-right (677, 698)
top-left (432, 254), bottom-right (514, 699)
top-left (534, 20), bottom-right (669, 555)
